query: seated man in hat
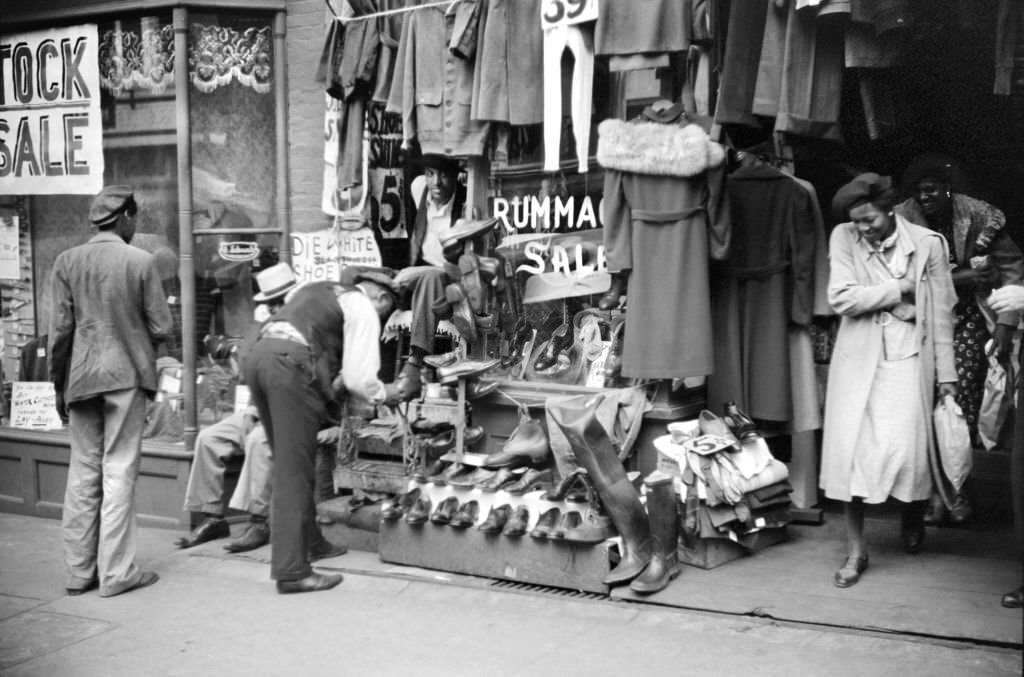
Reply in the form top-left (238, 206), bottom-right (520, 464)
top-left (387, 154), bottom-right (499, 401)
top-left (175, 263), bottom-right (342, 553)
top-left (174, 262), bottom-right (297, 551)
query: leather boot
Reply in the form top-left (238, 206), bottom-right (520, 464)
top-left (548, 399), bottom-right (652, 585)
top-left (430, 496), bottom-right (460, 525)
top-left (478, 504), bottom-right (513, 533)
top-left (597, 271), bottom-right (627, 310)
top-left (630, 471), bottom-right (682, 594)
top-left (530, 507), bottom-right (561, 539)
top-left (502, 506), bottom-right (530, 537)
top-left (483, 412), bottom-right (551, 468)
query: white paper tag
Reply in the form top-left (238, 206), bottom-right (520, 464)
top-left (540, 0), bottom-right (598, 30)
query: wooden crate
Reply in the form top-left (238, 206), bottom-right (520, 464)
top-left (678, 527), bottom-right (788, 570)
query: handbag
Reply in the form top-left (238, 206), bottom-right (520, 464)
top-left (978, 351), bottom-right (1013, 451)
top-left (932, 394), bottom-right (973, 493)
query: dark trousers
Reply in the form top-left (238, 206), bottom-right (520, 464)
top-left (243, 337), bottom-right (328, 581)
top-left (1013, 373), bottom-right (1024, 566)
top-left (398, 266), bottom-right (449, 353)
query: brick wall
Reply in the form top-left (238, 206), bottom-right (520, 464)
top-left (286, 0), bottom-right (333, 234)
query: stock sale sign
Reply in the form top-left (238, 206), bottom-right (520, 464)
top-left (0, 24), bottom-right (103, 195)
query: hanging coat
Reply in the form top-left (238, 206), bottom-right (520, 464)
top-left (707, 162), bottom-right (819, 422)
top-left (470, 0), bottom-right (544, 124)
top-left (597, 107), bottom-right (728, 379)
top-left (819, 217), bottom-right (958, 506)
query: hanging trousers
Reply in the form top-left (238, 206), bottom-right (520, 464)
top-left (62, 387), bottom-right (148, 596)
top-left (243, 337), bottom-right (328, 582)
top-left (543, 23), bottom-right (594, 174)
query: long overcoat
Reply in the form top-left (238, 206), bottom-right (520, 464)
top-left (820, 216), bottom-right (958, 506)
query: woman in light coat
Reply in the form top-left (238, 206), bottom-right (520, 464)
top-left (821, 173), bottom-right (958, 588)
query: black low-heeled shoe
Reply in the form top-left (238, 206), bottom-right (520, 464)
top-left (1001, 585), bottom-right (1024, 609)
top-left (533, 322), bottom-right (573, 372)
top-left (834, 554), bottom-right (869, 588)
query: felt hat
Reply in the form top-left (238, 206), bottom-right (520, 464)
top-left (352, 267), bottom-right (399, 296)
top-left (253, 262), bottom-right (298, 303)
top-left (415, 153), bottom-right (461, 177)
top-left (89, 185), bottom-right (136, 227)
top-left (831, 173), bottom-right (893, 222)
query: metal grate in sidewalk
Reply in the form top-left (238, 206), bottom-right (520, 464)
top-left (488, 579), bottom-right (609, 602)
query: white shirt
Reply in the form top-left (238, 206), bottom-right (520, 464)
top-left (411, 174), bottom-right (455, 267)
top-left (338, 287), bottom-right (387, 405)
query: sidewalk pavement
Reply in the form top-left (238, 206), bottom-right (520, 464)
top-left (0, 512), bottom-right (1020, 677)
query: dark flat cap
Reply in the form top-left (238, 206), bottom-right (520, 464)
top-left (831, 173), bottom-right (893, 222)
top-left (89, 185), bottom-right (135, 226)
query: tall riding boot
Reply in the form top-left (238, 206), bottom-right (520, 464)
top-left (548, 400), bottom-right (652, 586)
top-left (630, 471), bottom-right (682, 594)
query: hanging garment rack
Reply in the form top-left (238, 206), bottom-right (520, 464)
top-left (325, 0), bottom-right (462, 23)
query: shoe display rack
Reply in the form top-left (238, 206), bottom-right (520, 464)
top-left (379, 480), bottom-right (614, 594)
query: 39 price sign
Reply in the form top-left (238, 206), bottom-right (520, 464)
top-left (540, 0), bottom-right (598, 30)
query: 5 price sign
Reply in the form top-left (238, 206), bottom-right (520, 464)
top-left (540, 0), bottom-right (598, 30)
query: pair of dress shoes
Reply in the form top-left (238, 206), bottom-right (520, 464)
top-left (382, 487), bottom-right (421, 520)
top-left (426, 426), bottom-right (485, 453)
top-left (530, 506), bottom-right (615, 543)
top-left (472, 504), bottom-right (530, 537)
top-left (430, 496), bottom-right (479, 528)
top-left (533, 322), bottom-right (574, 372)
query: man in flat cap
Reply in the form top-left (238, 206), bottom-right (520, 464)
top-left (49, 185), bottom-right (174, 597)
top-left (240, 269), bottom-right (398, 593)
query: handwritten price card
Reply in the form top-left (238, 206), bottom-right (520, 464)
top-left (10, 381), bottom-right (63, 430)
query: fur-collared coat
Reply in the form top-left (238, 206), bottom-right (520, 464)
top-left (597, 112), bottom-right (728, 378)
top-left (819, 216), bottom-right (958, 505)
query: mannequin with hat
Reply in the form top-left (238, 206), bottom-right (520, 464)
top-left (50, 184), bottom-right (174, 597)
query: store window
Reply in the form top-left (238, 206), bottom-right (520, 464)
top-left (487, 68), bottom-right (665, 390)
top-left (3, 9), bottom-right (278, 433)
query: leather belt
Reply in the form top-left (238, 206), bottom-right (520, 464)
top-left (260, 321), bottom-right (309, 346)
top-left (632, 206), bottom-right (705, 223)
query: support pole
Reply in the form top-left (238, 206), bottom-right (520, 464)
top-left (174, 8), bottom-right (197, 450)
top-left (274, 11), bottom-right (291, 264)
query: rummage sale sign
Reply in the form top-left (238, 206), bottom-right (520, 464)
top-left (0, 25), bottom-right (104, 195)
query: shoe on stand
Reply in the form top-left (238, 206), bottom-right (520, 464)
top-left (530, 507), bottom-right (561, 539)
top-left (478, 504), bottom-right (513, 533)
top-left (449, 500), bottom-right (480, 528)
top-left (603, 319), bottom-right (625, 388)
top-left (404, 496), bottom-right (433, 525)
top-left (505, 467), bottom-right (554, 496)
top-left (382, 487), bottom-right (422, 520)
top-left (483, 411), bottom-right (551, 468)
top-left (445, 283), bottom-right (478, 344)
top-left (723, 401), bottom-right (761, 442)
top-left (533, 322), bottom-right (574, 372)
top-left (550, 510), bottom-right (582, 539)
top-left (386, 361), bottom-right (423, 403)
top-left (430, 496), bottom-right (460, 525)
top-left (479, 466), bottom-right (525, 492)
top-left (503, 506), bottom-right (531, 537)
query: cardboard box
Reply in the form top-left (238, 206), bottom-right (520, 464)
top-left (678, 527), bottom-right (787, 570)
